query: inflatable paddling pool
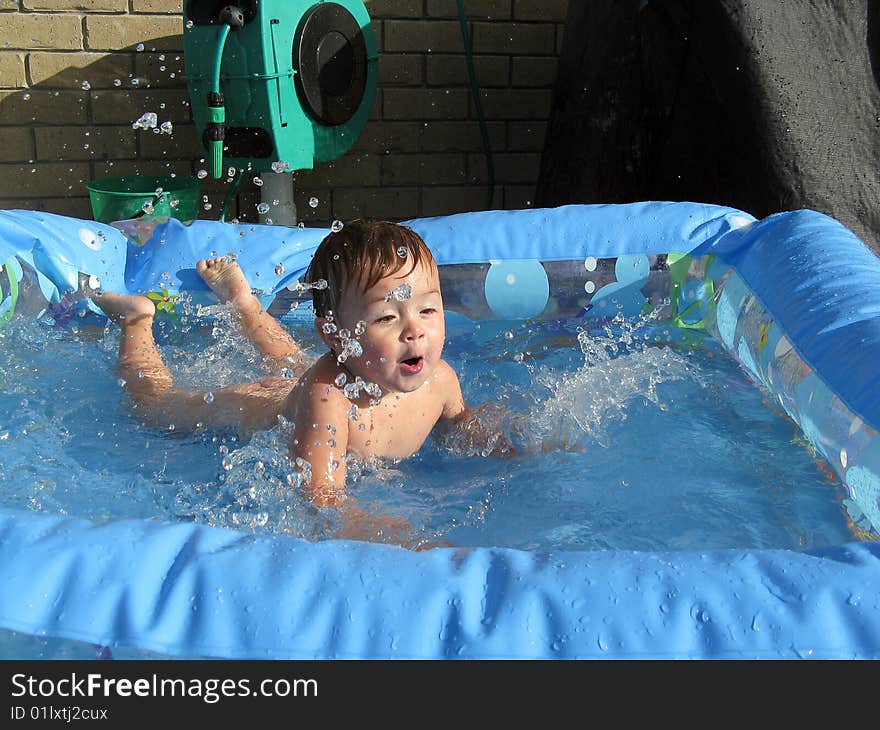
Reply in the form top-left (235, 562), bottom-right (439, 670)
top-left (0, 201), bottom-right (879, 659)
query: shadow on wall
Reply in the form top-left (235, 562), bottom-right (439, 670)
top-left (0, 36), bottom-right (342, 226)
top-left (0, 38), bottom-right (210, 221)
top-left (537, 0), bottom-right (880, 254)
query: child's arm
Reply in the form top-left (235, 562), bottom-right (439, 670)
top-left (286, 380), bottom-right (417, 544)
top-left (434, 362), bottom-right (518, 458)
top-left (287, 381), bottom-right (350, 507)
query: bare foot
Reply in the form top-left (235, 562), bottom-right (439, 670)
top-left (197, 256), bottom-right (253, 305)
top-left (92, 292), bottom-right (155, 324)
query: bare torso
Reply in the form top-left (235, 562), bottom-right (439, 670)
top-left (280, 352), bottom-right (453, 460)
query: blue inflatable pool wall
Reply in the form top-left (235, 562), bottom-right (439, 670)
top-left (1, 202), bottom-right (879, 659)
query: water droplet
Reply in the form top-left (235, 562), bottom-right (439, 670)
top-left (256, 202), bottom-right (271, 214)
top-left (253, 176), bottom-right (263, 186)
top-left (117, 378), bottom-right (126, 388)
top-left (81, 80), bottom-right (90, 90)
top-left (131, 112), bottom-right (157, 130)
top-left (136, 43), bottom-right (144, 52)
top-left (308, 196), bottom-right (318, 208)
top-left (186, 19), bottom-right (194, 29)
top-left (274, 263), bottom-right (284, 276)
top-left (203, 392), bottom-right (214, 404)
top-left (113, 78), bottom-right (122, 87)
top-left (354, 320), bottom-right (366, 335)
top-left (271, 160), bottom-right (289, 173)
top-left (334, 372), bottom-right (347, 387)
top-left (584, 256), bottom-right (598, 272)
top-left (227, 166), bottom-right (237, 178)
top-left (384, 283), bottom-right (413, 302)
top-left (331, 219), bottom-right (343, 232)
top-left (396, 246), bottom-right (408, 258)
top-left (141, 201), bottom-right (154, 214)
top-left (297, 221), bottom-right (305, 229)
top-left (197, 169), bottom-right (207, 179)
top-left (221, 457), bottom-right (233, 471)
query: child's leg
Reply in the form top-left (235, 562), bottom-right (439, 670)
top-left (92, 292), bottom-right (173, 398)
top-left (197, 257), bottom-right (305, 373)
top-left (94, 291), bottom-right (289, 434)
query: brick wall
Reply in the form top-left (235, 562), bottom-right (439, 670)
top-left (0, 0), bottom-right (568, 223)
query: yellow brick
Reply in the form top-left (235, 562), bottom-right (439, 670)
top-left (23, 1), bottom-right (127, 11)
top-left (0, 196), bottom-right (94, 219)
top-left (383, 88), bottom-right (468, 119)
top-left (422, 185), bottom-right (501, 216)
top-left (133, 51), bottom-right (186, 88)
top-left (3, 14), bottom-right (83, 51)
top-left (378, 54), bottom-right (423, 86)
top-left (468, 151), bottom-right (540, 183)
top-left (364, 0), bottom-right (423, 19)
top-left (0, 89), bottom-right (88, 124)
top-left (384, 20), bottom-right (461, 53)
top-left (35, 125), bottom-right (137, 161)
top-left (381, 153), bottom-right (466, 185)
top-left (426, 0), bottom-right (511, 19)
top-left (503, 184), bottom-right (536, 209)
top-left (0, 128), bottom-right (35, 161)
top-left (0, 53), bottom-right (27, 87)
top-left (92, 159), bottom-right (192, 179)
top-left (28, 51), bottom-right (133, 88)
top-left (0, 162), bottom-right (91, 198)
top-left (418, 120), bottom-right (505, 152)
top-left (138, 122), bottom-right (201, 159)
top-left (85, 15), bottom-right (183, 52)
top-left (294, 153), bottom-right (380, 188)
top-left (471, 21), bottom-right (555, 54)
top-left (89, 89), bottom-right (191, 124)
top-left (333, 186), bottom-right (420, 220)
top-left (352, 121), bottom-right (420, 153)
top-left (131, 0), bottom-right (182, 12)
top-left (513, 0), bottom-right (569, 22)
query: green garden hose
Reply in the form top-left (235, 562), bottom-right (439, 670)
top-left (456, 0), bottom-right (495, 210)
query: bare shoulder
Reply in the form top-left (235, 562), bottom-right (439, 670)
top-left (433, 358), bottom-right (460, 385)
top-left (281, 354), bottom-right (349, 421)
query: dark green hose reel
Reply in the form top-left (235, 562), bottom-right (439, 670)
top-left (183, 1), bottom-right (377, 179)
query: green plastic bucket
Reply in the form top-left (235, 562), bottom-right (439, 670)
top-left (87, 174), bottom-right (201, 223)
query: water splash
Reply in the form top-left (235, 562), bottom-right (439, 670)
top-left (385, 283), bottom-right (412, 302)
top-left (131, 112), bottom-right (157, 130)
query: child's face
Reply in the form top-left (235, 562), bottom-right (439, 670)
top-left (330, 260), bottom-right (445, 395)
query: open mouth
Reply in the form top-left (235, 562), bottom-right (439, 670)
top-left (400, 356), bottom-right (424, 375)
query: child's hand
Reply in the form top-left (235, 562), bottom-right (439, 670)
top-left (439, 402), bottom-right (518, 458)
top-left (335, 502), bottom-right (412, 545)
top-left (334, 503), bottom-right (452, 550)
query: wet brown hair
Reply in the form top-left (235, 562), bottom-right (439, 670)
top-left (305, 219), bottom-right (436, 318)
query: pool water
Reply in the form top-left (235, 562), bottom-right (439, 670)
top-left (0, 299), bottom-right (856, 552)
